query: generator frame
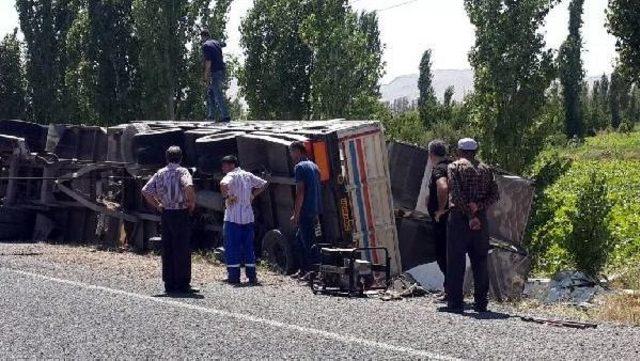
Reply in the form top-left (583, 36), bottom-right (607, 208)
top-left (309, 246), bottom-right (391, 297)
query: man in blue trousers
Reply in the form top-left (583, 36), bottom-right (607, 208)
top-left (201, 29), bottom-right (231, 123)
top-left (289, 141), bottom-right (322, 278)
top-left (220, 155), bottom-right (268, 285)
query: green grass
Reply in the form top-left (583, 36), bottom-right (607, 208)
top-left (560, 130), bottom-right (640, 161)
top-left (530, 130), bottom-right (640, 276)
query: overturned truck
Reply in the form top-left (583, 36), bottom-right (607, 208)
top-left (0, 119), bottom-right (401, 275)
top-left (0, 119), bottom-right (534, 298)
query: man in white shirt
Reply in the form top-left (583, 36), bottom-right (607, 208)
top-left (220, 155), bottom-right (268, 285)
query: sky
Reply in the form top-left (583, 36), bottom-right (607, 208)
top-left (0, 0), bottom-right (618, 83)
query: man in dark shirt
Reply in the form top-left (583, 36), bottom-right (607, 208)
top-left (201, 29), bottom-right (230, 123)
top-left (426, 140), bottom-right (451, 296)
top-left (289, 141), bottom-right (322, 276)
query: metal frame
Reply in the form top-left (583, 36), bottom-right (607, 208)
top-left (309, 246), bottom-right (391, 297)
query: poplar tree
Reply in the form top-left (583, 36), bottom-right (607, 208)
top-left (558, 0), bottom-right (585, 138)
top-left (417, 49), bottom-right (438, 127)
top-left (464, 0), bottom-right (558, 172)
top-left (0, 30), bottom-right (27, 120)
top-left (607, 0), bottom-right (640, 83)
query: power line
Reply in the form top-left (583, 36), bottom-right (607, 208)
top-left (375, 0), bottom-right (422, 12)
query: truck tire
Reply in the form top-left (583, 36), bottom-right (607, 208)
top-left (121, 123), bottom-right (151, 176)
top-left (262, 229), bottom-right (296, 275)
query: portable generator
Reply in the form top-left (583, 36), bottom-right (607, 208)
top-left (309, 246), bottom-right (391, 297)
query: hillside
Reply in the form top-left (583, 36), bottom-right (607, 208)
top-left (380, 71), bottom-right (606, 105)
top-left (380, 70), bottom-right (474, 104)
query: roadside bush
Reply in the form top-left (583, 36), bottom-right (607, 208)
top-left (524, 150), bottom-right (572, 271)
top-left (424, 119), bottom-right (476, 154)
top-left (565, 172), bottom-right (614, 278)
top-left (380, 109), bottom-right (428, 145)
top-left (528, 131), bottom-right (640, 276)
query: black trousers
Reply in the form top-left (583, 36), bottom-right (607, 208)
top-left (161, 209), bottom-right (192, 291)
top-left (433, 215), bottom-right (448, 288)
top-left (446, 210), bottom-right (489, 309)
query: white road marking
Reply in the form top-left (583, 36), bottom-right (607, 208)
top-left (3, 267), bottom-right (461, 360)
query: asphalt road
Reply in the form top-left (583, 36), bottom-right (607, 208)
top-left (1, 243), bottom-right (639, 360)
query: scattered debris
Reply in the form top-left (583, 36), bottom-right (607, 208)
top-left (520, 316), bottom-right (598, 329)
top-left (378, 273), bottom-right (430, 301)
top-left (523, 271), bottom-right (607, 305)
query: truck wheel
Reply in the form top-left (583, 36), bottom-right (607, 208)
top-left (262, 230), bottom-right (295, 275)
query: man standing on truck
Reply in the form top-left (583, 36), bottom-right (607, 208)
top-left (289, 141), bottom-right (322, 278)
top-left (426, 140), bottom-right (451, 299)
top-left (201, 29), bottom-right (231, 123)
top-left (220, 155), bottom-right (268, 285)
top-left (142, 146), bottom-right (197, 294)
top-left (444, 138), bottom-right (499, 314)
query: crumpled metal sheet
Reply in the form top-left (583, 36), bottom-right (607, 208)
top-left (387, 142), bottom-right (428, 211)
top-left (523, 271), bottom-right (606, 305)
top-left (487, 247), bottom-right (531, 301)
top-left (486, 175), bottom-right (535, 246)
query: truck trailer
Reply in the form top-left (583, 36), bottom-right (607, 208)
top-left (0, 119), bottom-right (402, 275)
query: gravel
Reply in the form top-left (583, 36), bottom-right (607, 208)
top-left (1, 243), bottom-right (640, 360)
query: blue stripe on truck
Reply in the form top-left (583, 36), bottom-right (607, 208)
top-left (348, 140), bottom-right (372, 260)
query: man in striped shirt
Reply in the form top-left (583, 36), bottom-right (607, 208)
top-left (142, 146), bottom-right (197, 294)
top-left (220, 155), bottom-right (268, 285)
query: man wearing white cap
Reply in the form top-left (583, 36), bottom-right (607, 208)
top-left (443, 138), bottom-right (499, 314)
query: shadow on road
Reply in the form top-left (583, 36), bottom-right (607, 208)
top-left (466, 311), bottom-right (512, 320)
top-left (437, 305), bottom-right (513, 320)
top-left (153, 293), bottom-right (205, 300)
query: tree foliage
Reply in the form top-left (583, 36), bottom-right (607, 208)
top-left (87, 0), bottom-right (139, 123)
top-left (240, 0), bottom-right (313, 120)
top-left (558, 0), bottom-right (584, 138)
top-left (65, 6), bottom-right (98, 124)
top-left (464, 0), bottom-right (559, 172)
top-left (566, 171), bottom-right (614, 278)
top-left (302, 1), bottom-right (384, 119)
top-left (16, 0), bottom-right (79, 123)
top-left (0, 30), bottom-right (27, 120)
top-left (417, 49), bottom-right (438, 127)
top-left (132, 0), bottom-right (190, 120)
top-left (240, 0), bottom-right (384, 120)
top-left (607, 0), bottom-right (640, 83)
top-left (609, 68), bottom-right (625, 129)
